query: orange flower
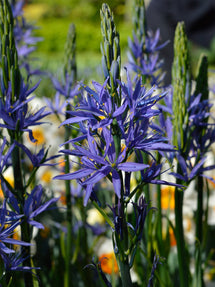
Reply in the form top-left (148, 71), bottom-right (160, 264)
top-left (99, 252), bottom-right (119, 274)
top-left (207, 176), bottom-right (215, 188)
top-left (161, 186), bottom-right (175, 210)
top-left (40, 226), bottom-right (50, 238)
top-left (169, 228), bottom-right (176, 247)
top-left (59, 191), bottom-right (67, 205)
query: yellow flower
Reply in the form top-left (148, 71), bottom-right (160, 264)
top-left (161, 186), bottom-right (175, 210)
top-left (0, 174), bottom-right (14, 200)
top-left (27, 127), bottom-right (45, 145)
top-left (41, 170), bottom-right (52, 183)
top-left (0, 180), bottom-right (4, 200)
top-left (87, 208), bottom-right (105, 225)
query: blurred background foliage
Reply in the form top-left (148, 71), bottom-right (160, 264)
top-left (23, 0), bottom-right (133, 84)
top-left (23, 0), bottom-right (215, 97)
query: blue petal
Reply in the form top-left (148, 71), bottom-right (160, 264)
top-left (118, 162), bottom-right (149, 172)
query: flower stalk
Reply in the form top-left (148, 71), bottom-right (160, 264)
top-left (172, 22), bottom-right (191, 287)
top-left (100, 3), bottom-right (121, 102)
top-left (194, 54), bottom-right (209, 286)
top-left (63, 23), bottom-right (77, 287)
top-left (0, 1), bottom-right (34, 286)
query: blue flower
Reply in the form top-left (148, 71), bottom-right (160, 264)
top-left (11, 0), bottom-right (43, 76)
top-left (120, 69), bottom-right (166, 121)
top-left (125, 119), bottom-right (174, 153)
top-left (131, 196), bottom-right (153, 241)
top-left (147, 252), bottom-right (162, 287)
top-left (0, 201), bottom-right (31, 255)
top-left (0, 80), bottom-right (50, 142)
top-left (1, 251), bottom-right (40, 272)
top-left (5, 185), bottom-right (59, 229)
top-left (54, 129), bottom-right (149, 205)
top-left (16, 142), bottom-right (60, 167)
top-left (170, 154), bottom-right (215, 183)
top-left (0, 138), bottom-right (15, 173)
top-left (45, 92), bottom-right (67, 116)
top-left (61, 78), bottom-right (127, 131)
top-left (128, 29), bottom-right (168, 86)
top-left (52, 73), bottom-right (80, 99)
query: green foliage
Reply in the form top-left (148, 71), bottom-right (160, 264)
top-left (195, 54), bottom-right (209, 101)
top-left (25, 0), bottom-right (131, 85)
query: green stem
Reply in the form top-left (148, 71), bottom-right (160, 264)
top-left (196, 176), bottom-right (203, 243)
top-left (174, 182), bottom-right (190, 287)
top-left (12, 144), bottom-right (33, 287)
top-left (118, 259), bottom-right (133, 287)
top-left (64, 107), bottom-right (73, 287)
top-left (194, 176), bottom-right (205, 287)
top-left (114, 172), bottom-right (133, 287)
top-left (156, 183), bottom-right (163, 251)
top-left (156, 154), bottom-right (162, 248)
top-left (142, 153), bottom-right (153, 261)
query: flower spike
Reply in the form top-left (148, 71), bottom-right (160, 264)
top-left (100, 3), bottom-right (121, 98)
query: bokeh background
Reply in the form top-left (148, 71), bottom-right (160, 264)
top-left (23, 0), bottom-right (215, 91)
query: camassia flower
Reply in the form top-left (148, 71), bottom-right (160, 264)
top-left (170, 154), bottom-right (215, 183)
top-left (0, 201), bottom-right (31, 255)
top-left (54, 130), bottom-right (149, 205)
top-left (1, 251), bottom-right (40, 272)
top-left (45, 92), bottom-right (67, 116)
top-left (52, 74), bottom-right (80, 99)
top-left (11, 0), bottom-right (43, 77)
top-left (128, 30), bottom-right (168, 86)
top-left (0, 80), bottom-right (50, 142)
top-left (16, 143), bottom-right (60, 167)
top-left (120, 69), bottom-right (167, 121)
top-left (131, 196), bottom-right (153, 241)
top-left (61, 78), bottom-right (127, 131)
top-left (0, 138), bottom-right (15, 173)
top-left (5, 185), bottom-right (59, 229)
top-left (56, 75), bottom-right (179, 204)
